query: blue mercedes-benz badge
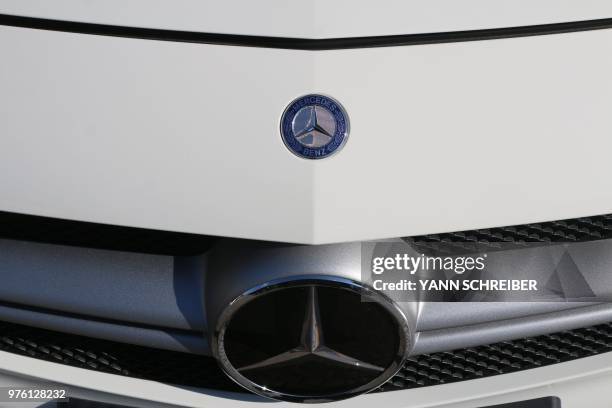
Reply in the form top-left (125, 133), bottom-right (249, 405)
top-left (280, 94), bottom-right (349, 159)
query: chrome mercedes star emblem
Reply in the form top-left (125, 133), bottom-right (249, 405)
top-left (292, 106), bottom-right (336, 149)
top-left (236, 286), bottom-right (384, 373)
top-left (215, 278), bottom-right (409, 402)
top-left (280, 94), bottom-right (349, 159)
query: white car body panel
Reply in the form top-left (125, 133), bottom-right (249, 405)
top-left (1, 24), bottom-right (612, 244)
top-left (1, 0), bottom-right (612, 38)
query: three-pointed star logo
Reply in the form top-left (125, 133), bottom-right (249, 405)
top-left (293, 106), bottom-right (334, 148)
top-left (236, 286), bottom-right (385, 373)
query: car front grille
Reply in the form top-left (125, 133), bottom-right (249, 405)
top-left (379, 323), bottom-right (612, 391)
top-left (1, 319), bottom-right (611, 394)
top-left (0, 320), bottom-right (239, 392)
top-left (2, 212), bottom-right (612, 395)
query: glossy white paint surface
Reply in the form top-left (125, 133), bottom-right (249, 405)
top-left (1, 26), bottom-right (612, 244)
top-left (0, 0), bottom-right (612, 38)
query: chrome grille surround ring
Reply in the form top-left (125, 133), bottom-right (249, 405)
top-left (212, 276), bottom-right (410, 403)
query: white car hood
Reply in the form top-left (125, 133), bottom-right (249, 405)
top-left (1, 2), bottom-right (612, 244)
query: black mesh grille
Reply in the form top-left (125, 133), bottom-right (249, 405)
top-left (407, 214), bottom-right (612, 254)
top-left (0, 320), bottom-right (240, 392)
top-left (3, 211), bottom-right (611, 255)
top-left (1, 319), bottom-right (612, 394)
top-left (379, 323), bottom-right (612, 391)
top-left (0, 211), bottom-right (217, 255)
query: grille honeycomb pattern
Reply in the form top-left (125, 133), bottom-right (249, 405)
top-left (1, 319), bottom-right (612, 394)
top-left (379, 322), bottom-right (612, 391)
top-left (0, 320), bottom-right (240, 392)
top-left (407, 214), bottom-right (612, 253)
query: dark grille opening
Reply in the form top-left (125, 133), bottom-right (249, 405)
top-left (3, 210), bottom-right (611, 255)
top-left (0, 211), bottom-right (217, 255)
top-left (1, 319), bottom-right (611, 394)
top-left (379, 323), bottom-right (612, 392)
top-left (0, 320), bottom-right (240, 392)
top-left (406, 214), bottom-right (612, 254)
top-left (411, 214), bottom-right (612, 244)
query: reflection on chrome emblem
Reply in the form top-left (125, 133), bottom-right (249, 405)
top-left (236, 287), bottom-right (385, 373)
top-left (213, 277), bottom-right (409, 403)
top-left (280, 94), bottom-right (349, 159)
